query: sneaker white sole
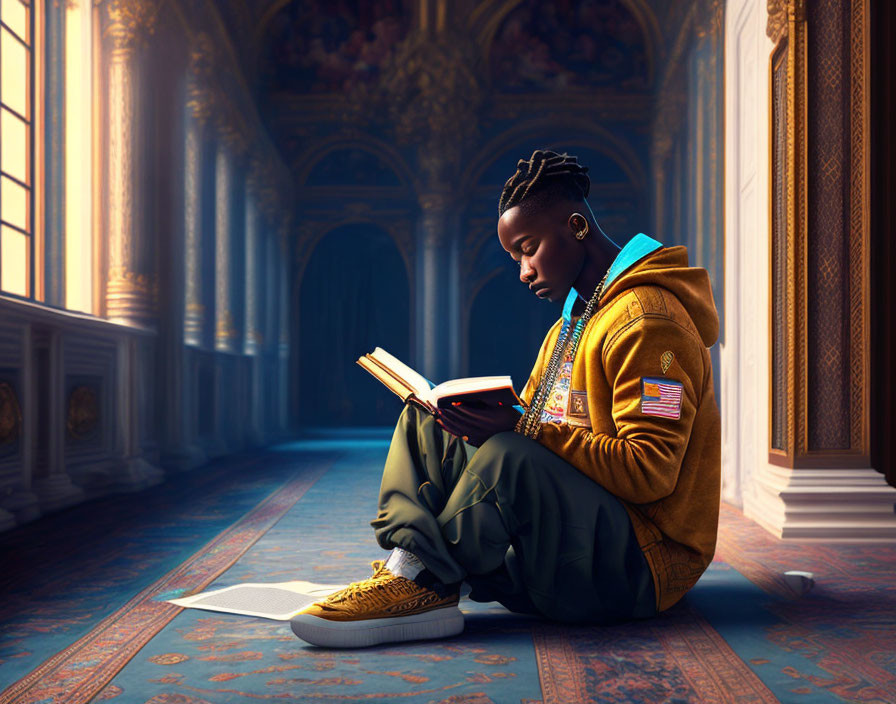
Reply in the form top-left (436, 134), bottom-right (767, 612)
top-left (290, 605), bottom-right (465, 648)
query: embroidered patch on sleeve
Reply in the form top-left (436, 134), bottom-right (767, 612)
top-left (640, 377), bottom-right (683, 419)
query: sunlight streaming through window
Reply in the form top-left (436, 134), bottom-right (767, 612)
top-left (1, 0), bottom-right (28, 39)
top-left (64, 0), bottom-right (93, 313)
top-left (0, 108), bottom-right (27, 182)
top-left (1, 224), bottom-right (27, 296)
top-left (0, 0), bottom-right (32, 297)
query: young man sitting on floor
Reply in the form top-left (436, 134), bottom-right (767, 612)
top-left (291, 149), bottom-right (722, 649)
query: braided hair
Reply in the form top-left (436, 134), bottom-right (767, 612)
top-left (498, 149), bottom-right (591, 217)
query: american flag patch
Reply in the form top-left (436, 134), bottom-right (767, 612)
top-left (640, 377), bottom-right (683, 419)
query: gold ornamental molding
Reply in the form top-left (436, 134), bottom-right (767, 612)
top-left (767, 0), bottom-right (807, 44)
top-left (186, 33), bottom-right (216, 127)
top-left (419, 192), bottom-right (453, 213)
top-left (215, 310), bottom-right (239, 342)
top-left (106, 267), bottom-right (158, 324)
top-left (107, 266), bottom-right (158, 297)
top-left (768, 0), bottom-right (808, 464)
top-left (104, 0), bottom-right (160, 57)
top-left (694, 0), bottom-right (724, 39)
top-left (768, 0), bottom-right (870, 467)
top-left (67, 386), bottom-right (99, 440)
top-left (376, 29), bottom-right (484, 184)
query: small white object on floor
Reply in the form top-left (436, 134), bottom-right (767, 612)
top-left (783, 570), bottom-right (815, 595)
top-left (385, 547), bottom-right (424, 580)
top-left (164, 580), bottom-right (347, 620)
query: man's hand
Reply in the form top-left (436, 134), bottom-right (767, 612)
top-left (434, 401), bottom-right (524, 447)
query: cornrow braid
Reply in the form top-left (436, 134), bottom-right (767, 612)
top-left (498, 149), bottom-right (590, 217)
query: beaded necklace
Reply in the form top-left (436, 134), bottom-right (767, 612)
top-left (515, 269), bottom-right (611, 439)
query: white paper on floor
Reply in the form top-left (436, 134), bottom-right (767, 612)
top-left (165, 580), bottom-right (348, 620)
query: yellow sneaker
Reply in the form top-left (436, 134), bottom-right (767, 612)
top-left (290, 560), bottom-right (464, 648)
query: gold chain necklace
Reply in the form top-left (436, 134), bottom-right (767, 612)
top-left (515, 269), bottom-right (610, 439)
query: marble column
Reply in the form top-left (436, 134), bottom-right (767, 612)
top-left (99, 0), bottom-right (163, 487)
top-left (183, 119), bottom-right (205, 346)
top-left (244, 188), bottom-right (260, 356)
top-left (277, 229), bottom-right (290, 432)
top-left (243, 184), bottom-right (264, 445)
top-left (158, 59), bottom-right (209, 472)
top-left (256, 217), bottom-right (269, 352)
top-left (103, 0), bottom-right (158, 327)
top-left (253, 217), bottom-right (271, 444)
top-left (214, 144), bottom-right (239, 353)
top-left (183, 34), bottom-right (214, 349)
top-left (416, 192), bottom-right (460, 384)
top-left (266, 228), bottom-right (280, 436)
top-left (43, 0), bottom-right (66, 307)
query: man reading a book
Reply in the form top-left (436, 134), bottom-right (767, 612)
top-left (291, 149), bottom-right (722, 649)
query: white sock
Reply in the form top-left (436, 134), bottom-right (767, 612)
top-left (385, 548), bottom-right (425, 580)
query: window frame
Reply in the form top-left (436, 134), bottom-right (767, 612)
top-left (0, 0), bottom-right (40, 301)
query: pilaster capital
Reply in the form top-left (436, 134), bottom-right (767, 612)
top-left (186, 33), bottom-right (216, 126)
top-left (419, 192), bottom-right (452, 214)
top-left (103, 0), bottom-right (160, 58)
top-left (767, 0), bottom-right (807, 43)
top-left (418, 192), bottom-right (455, 249)
top-left (694, 0), bottom-right (724, 39)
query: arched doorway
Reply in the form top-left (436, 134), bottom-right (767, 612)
top-left (296, 223), bottom-right (410, 427)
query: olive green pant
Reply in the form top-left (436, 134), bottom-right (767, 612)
top-left (370, 404), bottom-right (657, 624)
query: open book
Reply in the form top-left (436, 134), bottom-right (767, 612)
top-left (357, 347), bottom-right (525, 416)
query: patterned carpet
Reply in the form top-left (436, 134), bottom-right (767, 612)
top-left (1, 430), bottom-right (894, 704)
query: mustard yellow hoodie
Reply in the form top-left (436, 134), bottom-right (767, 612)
top-left (519, 234), bottom-right (721, 612)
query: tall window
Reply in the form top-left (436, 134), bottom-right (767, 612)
top-left (0, 0), bottom-right (35, 298)
top-left (64, 0), bottom-right (93, 313)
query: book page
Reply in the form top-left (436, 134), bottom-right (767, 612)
top-left (368, 347), bottom-right (432, 400)
top-left (431, 375), bottom-right (514, 401)
top-left (357, 357), bottom-right (414, 401)
top-left (166, 580), bottom-right (347, 621)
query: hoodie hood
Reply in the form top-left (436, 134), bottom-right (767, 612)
top-left (600, 234), bottom-right (720, 348)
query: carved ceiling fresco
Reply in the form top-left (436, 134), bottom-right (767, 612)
top-left (213, 0), bottom-right (708, 206)
top-left (489, 0), bottom-right (650, 92)
top-left (260, 0), bottom-right (410, 93)
top-left (254, 0), bottom-right (653, 96)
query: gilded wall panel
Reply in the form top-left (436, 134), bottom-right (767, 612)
top-left (767, 0), bottom-right (870, 467)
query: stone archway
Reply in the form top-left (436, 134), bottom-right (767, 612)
top-left (296, 222), bottom-right (410, 427)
